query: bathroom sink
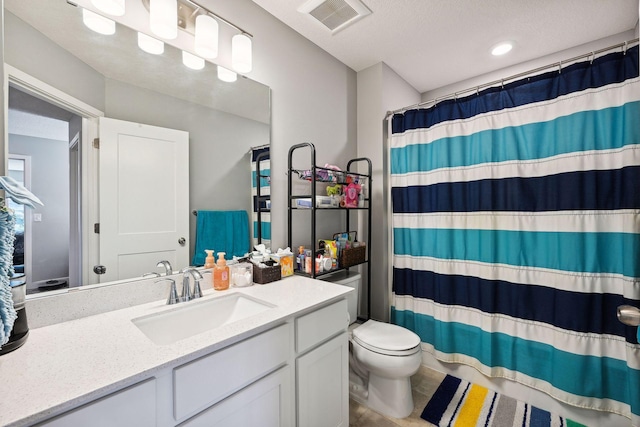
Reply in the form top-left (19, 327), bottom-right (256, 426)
top-left (132, 293), bottom-right (275, 345)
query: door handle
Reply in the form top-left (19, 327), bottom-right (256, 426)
top-left (178, 237), bottom-right (186, 246)
top-left (617, 305), bottom-right (640, 327)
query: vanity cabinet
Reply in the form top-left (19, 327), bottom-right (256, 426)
top-left (180, 366), bottom-right (292, 427)
top-left (295, 299), bottom-right (350, 427)
top-left (27, 293), bottom-right (349, 427)
top-left (37, 379), bottom-right (157, 427)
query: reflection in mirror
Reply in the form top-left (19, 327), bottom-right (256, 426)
top-left (4, 0), bottom-right (270, 295)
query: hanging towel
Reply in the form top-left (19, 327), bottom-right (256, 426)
top-left (192, 210), bottom-right (250, 266)
top-left (0, 176), bottom-right (43, 208)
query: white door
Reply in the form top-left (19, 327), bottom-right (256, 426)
top-left (98, 117), bottom-right (189, 283)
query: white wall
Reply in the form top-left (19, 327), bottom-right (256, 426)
top-left (356, 63), bottom-right (420, 321)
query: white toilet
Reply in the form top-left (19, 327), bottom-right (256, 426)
top-left (321, 272), bottom-right (422, 419)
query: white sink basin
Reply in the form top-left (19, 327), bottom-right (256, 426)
top-left (132, 293), bottom-right (275, 345)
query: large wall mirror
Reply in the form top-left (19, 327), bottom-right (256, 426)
top-left (4, 0), bottom-right (271, 295)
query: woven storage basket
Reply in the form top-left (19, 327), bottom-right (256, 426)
top-left (253, 263), bottom-right (281, 284)
top-left (340, 245), bottom-right (366, 268)
top-left (333, 231), bottom-right (366, 268)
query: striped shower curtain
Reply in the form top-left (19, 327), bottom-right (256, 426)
top-left (251, 146), bottom-right (271, 248)
top-left (390, 46), bottom-right (640, 423)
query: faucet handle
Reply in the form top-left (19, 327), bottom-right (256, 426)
top-left (156, 278), bottom-right (181, 305)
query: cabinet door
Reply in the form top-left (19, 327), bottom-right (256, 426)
top-left (37, 379), bottom-right (156, 427)
top-left (180, 366), bottom-right (293, 427)
top-left (297, 332), bottom-right (349, 427)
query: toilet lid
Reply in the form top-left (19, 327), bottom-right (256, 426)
top-left (352, 320), bottom-right (421, 353)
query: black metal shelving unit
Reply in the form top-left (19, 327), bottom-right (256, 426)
top-left (255, 151), bottom-right (270, 245)
top-left (287, 142), bottom-right (372, 320)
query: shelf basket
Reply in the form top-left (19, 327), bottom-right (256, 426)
top-left (333, 232), bottom-right (366, 268)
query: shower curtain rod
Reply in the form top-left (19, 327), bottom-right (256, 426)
top-left (386, 37), bottom-right (639, 118)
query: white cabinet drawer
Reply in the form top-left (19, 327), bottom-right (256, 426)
top-left (37, 379), bottom-right (156, 427)
top-left (296, 299), bottom-right (347, 354)
top-left (173, 323), bottom-right (290, 421)
top-left (180, 366), bottom-right (293, 427)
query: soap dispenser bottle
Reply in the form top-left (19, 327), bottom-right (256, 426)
top-left (213, 252), bottom-right (230, 291)
top-left (203, 250), bottom-right (215, 289)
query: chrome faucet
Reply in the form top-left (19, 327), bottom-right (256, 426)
top-left (181, 267), bottom-right (204, 301)
top-left (156, 260), bottom-right (173, 276)
top-left (156, 278), bottom-right (181, 305)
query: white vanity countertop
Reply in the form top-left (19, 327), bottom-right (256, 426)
top-left (0, 276), bottom-right (352, 427)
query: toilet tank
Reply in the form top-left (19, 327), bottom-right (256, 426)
top-left (320, 271), bottom-right (361, 324)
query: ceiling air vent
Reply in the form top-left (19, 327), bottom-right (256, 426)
top-left (299, 0), bottom-right (371, 34)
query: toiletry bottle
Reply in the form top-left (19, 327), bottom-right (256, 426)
top-left (304, 250), bottom-right (312, 274)
top-left (204, 250), bottom-right (215, 288)
top-left (213, 252), bottom-right (230, 290)
top-left (297, 246), bottom-right (305, 271)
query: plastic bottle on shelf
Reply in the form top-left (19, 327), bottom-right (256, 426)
top-left (213, 252), bottom-right (230, 290)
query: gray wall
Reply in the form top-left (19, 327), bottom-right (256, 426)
top-left (357, 63), bottom-right (420, 321)
top-left (10, 134), bottom-right (69, 286)
top-left (4, 11), bottom-right (105, 111)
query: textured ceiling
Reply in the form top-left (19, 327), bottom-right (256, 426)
top-left (252, 0), bottom-right (639, 93)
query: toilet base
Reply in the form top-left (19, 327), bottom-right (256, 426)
top-left (348, 371), bottom-right (415, 419)
top-left (367, 374), bottom-right (414, 419)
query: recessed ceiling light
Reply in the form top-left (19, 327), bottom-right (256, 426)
top-left (491, 42), bottom-right (513, 56)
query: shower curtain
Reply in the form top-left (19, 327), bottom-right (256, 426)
top-left (251, 146), bottom-right (271, 248)
top-left (390, 45), bottom-right (640, 423)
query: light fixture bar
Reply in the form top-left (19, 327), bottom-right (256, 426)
top-left (180, 0), bottom-right (253, 38)
top-left (141, 0), bottom-right (252, 38)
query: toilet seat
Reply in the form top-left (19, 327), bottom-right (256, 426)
top-left (352, 320), bottom-right (421, 356)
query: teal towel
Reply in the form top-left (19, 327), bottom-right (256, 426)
top-left (192, 210), bottom-right (250, 266)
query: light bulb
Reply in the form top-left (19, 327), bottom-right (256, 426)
top-left (231, 34), bottom-right (252, 73)
top-left (194, 15), bottom-right (219, 59)
top-left (182, 51), bottom-right (205, 70)
top-left (150, 0), bottom-right (177, 40)
top-left (91, 0), bottom-right (125, 16)
top-left (82, 9), bottom-right (116, 35)
top-left (138, 32), bottom-right (164, 55)
top-left (217, 66), bottom-right (237, 82)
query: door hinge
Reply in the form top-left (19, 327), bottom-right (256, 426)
top-left (93, 138), bottom-right (100, 149)
top-left (94, 223), bottom-right (100, 234)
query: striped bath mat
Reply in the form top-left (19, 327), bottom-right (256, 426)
top-left (421, 375), bottom-right (586, 427)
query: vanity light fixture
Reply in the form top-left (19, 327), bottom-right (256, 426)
top-left (138, 32), bottom-right (165, 55)
top-left (194, 14), bottom-right (219, 59)
top-left (217, 66), bottom-right (237, 82)
top-left (82, 9), bottom-right (116, 35)
top-left (91, 0), bottom-right (125, 16)
top-left (231, 33), bottom-right (252, 73)
top-left (141, 0), bottom-right (254, 74)
top-left (150, 0), bottom-right (178, 39)
top-left (491, 41), bottom-right (513, 56)
top-left (182, 51), bottom-right (205, 70)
